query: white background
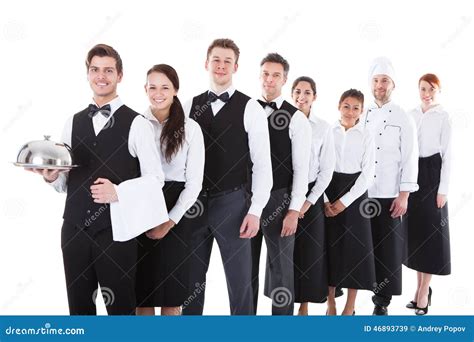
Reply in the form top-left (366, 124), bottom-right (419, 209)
top-left (1, 0), bottom-right (473, 315)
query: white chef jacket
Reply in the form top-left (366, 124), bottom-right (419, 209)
top-left (362, 100), bottom-right (419, 198)
top-left (410, 105), bottom-right (452, 195)
top-left (306, 108), bottom-right (336, 205)
top-left (49, 96), bottom-right (168, 241)
top-left (143, 107), bottom-right (205, 223)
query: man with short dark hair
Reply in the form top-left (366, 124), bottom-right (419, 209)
top-left (251, 52), bottom-right (311, 315)
top-left (29, 44), bottom-right (167, 315)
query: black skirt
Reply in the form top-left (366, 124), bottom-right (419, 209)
top-left (404, 153), bottom-right (451, 275)
top-left (325, 172), bottom-right (376, 290)
top-left (294, 182), bottom-right (328, 303)
top-left (135, 181), bottom-right (193, 307)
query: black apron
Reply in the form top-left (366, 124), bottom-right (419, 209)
top-left (294, 182), bottom-right (328, 303)
top-left (135, 181), bottom-right (193, 307)
top-left (370, 197), bottom-right (404, 296)
top-left (404, 153), bottom-right (451, 275)
top-left (325, 172), bottom-right (376, 290)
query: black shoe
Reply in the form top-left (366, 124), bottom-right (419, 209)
top-left (373, 305), bottom-right (388, 316)
top-left (415, 287), bottom-right (432, 316)
top-left (406, 300), bottom-right (417, 309)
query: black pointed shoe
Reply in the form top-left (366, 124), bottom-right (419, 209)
top-left (373, 305), bottom-right (388, 316)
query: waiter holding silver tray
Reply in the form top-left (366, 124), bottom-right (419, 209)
top-left (16, 44), bottom-right (168, 315)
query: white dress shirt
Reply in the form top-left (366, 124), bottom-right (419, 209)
top-left (260, 95), bottom-right (312, 211)
top-left (183, 86), bottom-right (272, 217)
top-left (362, 101), bottom-right (419, 198)
top-left (410, 105), bottom-right (452, 195)
top-left (143, 107), bottom-right (205, 223)
top-left (329, 120), bottom-right (375, 207)
top-left (50, 96), bottom-right (168, 241)
top-left (306, 108), bottom-right (336, 205)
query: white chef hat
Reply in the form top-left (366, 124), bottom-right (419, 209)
top-left (368, 56), bottom-right (397, 86)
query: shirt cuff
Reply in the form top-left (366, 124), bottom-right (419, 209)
top-left (248, 203), bottom-right (264, 218)
top-left (323, 193), bottom-right (329, 203)
top-left (168, 205), bottom-right (186, 225)
top-left (400, 182), bottom-right (419, 193)
top-left (306, 193), bottom-right (318, 205)
top-left (437, 182), bottom-right (449, 195)
top-left (339, 193), bottom-right (355, 208)
top-left (289, 197), bottom-right (305, 212)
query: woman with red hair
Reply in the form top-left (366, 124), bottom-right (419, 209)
top-left (404, 73), bottom-right (452, 315)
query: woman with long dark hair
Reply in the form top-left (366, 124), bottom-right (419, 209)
top-left (291, 76), bottom-right (335, 315)
top-left (404, 73), bottom-right (451, 315)
top-left (135, 64), bottom-right (205, 316)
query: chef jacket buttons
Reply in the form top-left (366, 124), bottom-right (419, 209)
top-left (374, 175), bottom-right (377, 178)
top-left (389, 110), bottom-right (392, 112)
top-left (375, 161), bottom-right (378, 163)
top-left (377, 147), bottom-right (380, 150)
top-left (93, 142), bottom-right (97, 147)
top-left (384, 120), bottom-right (386, 123)
top-left (379, 133), bottom-right (382, 135)
top-left (86, 210), bottom-right (91, 214)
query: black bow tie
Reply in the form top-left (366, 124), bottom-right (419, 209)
top-left (208, 91), bottom-right (230, 103)
top-left (257, 100), bottom-right (278, 111)
top-left (88, 104), bottom-right (111, 118)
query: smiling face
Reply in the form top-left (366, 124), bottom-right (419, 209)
top-left (260, 62), bottom-right (287, 101)
top-left (292, 81), bottom-right (316, 115)
top-left (205, 47), bottom-right (238, 89)
top-left (145, 72), bottom-right (177, 114)
top-left (371, 74), bottom-right (394, 104)
top-left (87, 56), bottom-right (122, 104)
top-left (339, 96), bottom-right (363, 124)
top-left (419, 80), bottom-right (440, 107)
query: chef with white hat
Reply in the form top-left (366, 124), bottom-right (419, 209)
top-left (362, 56), bottom-right (419, 315)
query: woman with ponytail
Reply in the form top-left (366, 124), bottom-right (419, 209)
top-left (135, 64), bottom-right (205, 316)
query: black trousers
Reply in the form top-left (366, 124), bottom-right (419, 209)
top-left (61, 221), bottom-right (137, 315)
top-left (252, 188), bottom-right (295, 315)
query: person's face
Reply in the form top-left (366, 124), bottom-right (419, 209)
top-left (260, 62), bottom-right (287, 100)
top-left (419, 80), bottom-right (440, 107)
top-left (292, 81), bottom-right (316, 114)
top-left (339, 96), bottom-right (363, 122)
top-left (87, 56), bottom-right (122, 99)
top-left (371, 74), bottom-right (394, 103)
top-left (145, 72), bottom-right (177, 113)
top-left (205, 47), bottom-right (238, 87)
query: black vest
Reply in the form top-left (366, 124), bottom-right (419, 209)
top-left (268, 100), bottom-right (297, 190)
top-left (63, 105), bottom-right (141, 230)
top-left (190, 90), bottom-right (250, 193)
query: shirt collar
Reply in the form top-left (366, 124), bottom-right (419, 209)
top-left (308, 106), bottom-right (319, 123)
top-left (91, 96), bottom-right (123, 116)
top-left (333, 119), bottom-right (364, 133)
top-left (368, 99), bottom-right (394, 110)
top-left (208, 85), bottom-right (235, 98)
top-left (260, 94), bottom-right (284, 109)
top-left (417, 104), bottom-right (444, 114)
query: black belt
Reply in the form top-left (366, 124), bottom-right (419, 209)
top-left (201, 184), bottom-right (245, 198)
